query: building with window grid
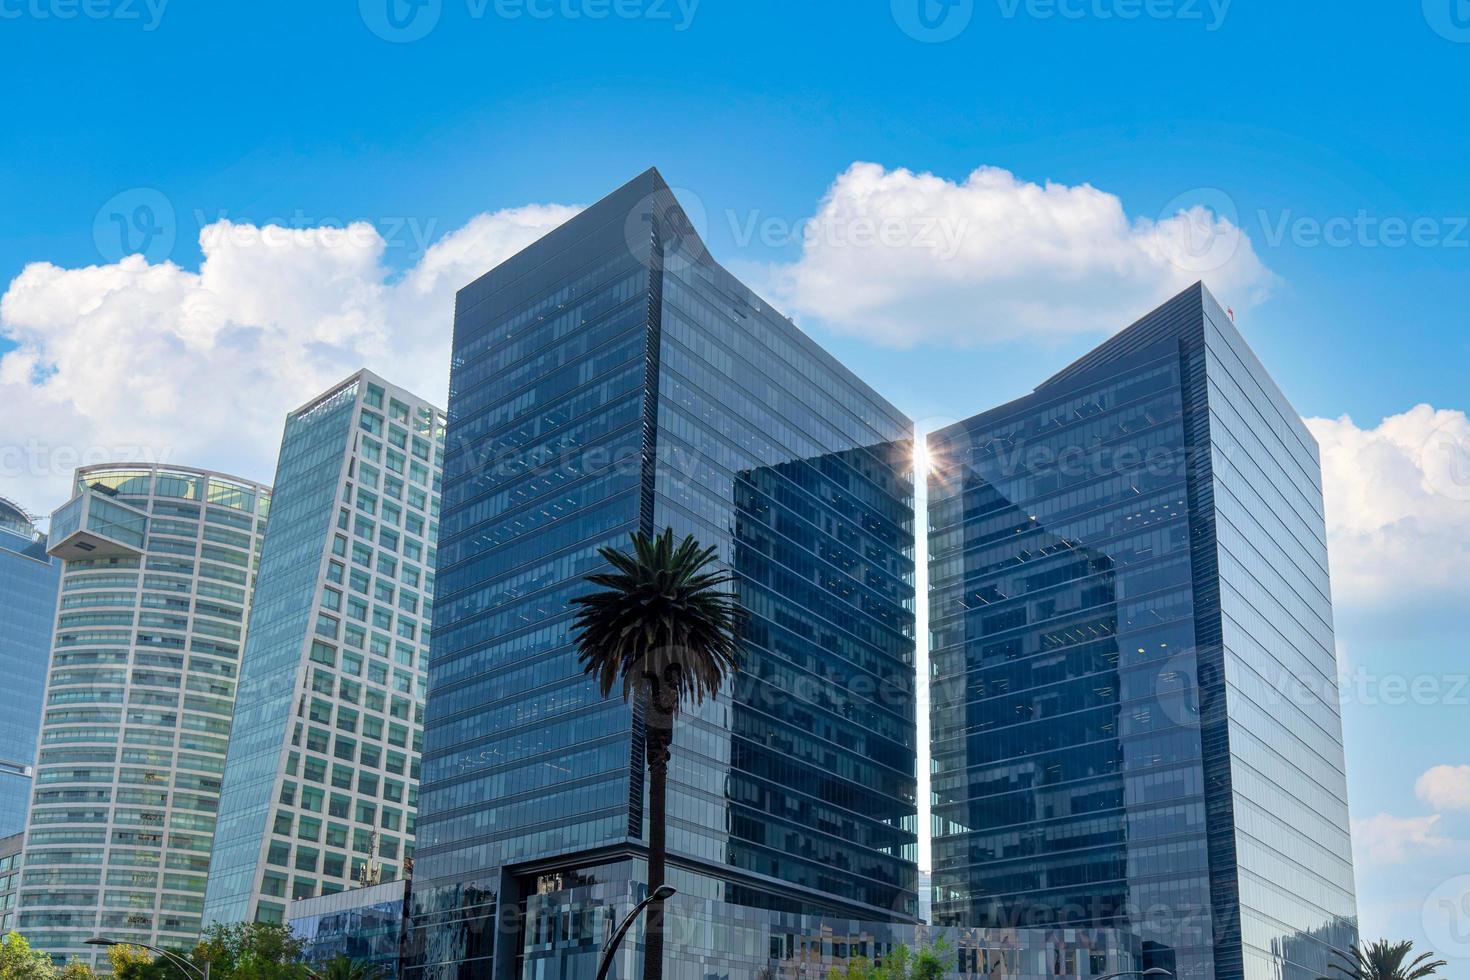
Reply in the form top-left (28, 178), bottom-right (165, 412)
top-left (410, 169), bottom-right (919, 980)
top-left (1, 832), bottom-right (22, 933)
top-left (202, 371), bottom-right (442, 927)
top-left (927, 284), bottom-right (1356, 980)
top-left (0, 497), bottom-right (61, 838)
top-left (17, 465), bottom-right (271, 965)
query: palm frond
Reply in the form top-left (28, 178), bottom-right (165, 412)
top-left (571, 527), bottom-right (743, 715)
top-left (1321, 940), bottom-right (1446, 980)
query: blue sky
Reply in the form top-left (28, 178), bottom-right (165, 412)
top-left (3, 0), bottom-right (1470, 966)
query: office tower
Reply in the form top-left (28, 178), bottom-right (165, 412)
top-left (204, 371), bottom-right (443, 927)
top-left (0, 497), bottom-right (61, 837)
top-left (1, 832), bottom-right (22, 933)
top-left (410, 169), bottom-right (918, 980)
top-left (18, 465), bottom-right (271, 965)
top-left (928, 283), bottom-right (1357, 980)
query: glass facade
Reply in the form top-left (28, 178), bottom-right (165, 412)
top-left (521, 861), bottom-right (1139, 980)
top-left (290, 879), bottom-right (408, 975)
top-left (412, 169), bottom-right (918, 980)
top-left (1, 832), bottom-right (22, 933)
top-left (17, 465), bottom-right (271, 966)
top-left (928, 284), bottom-right (1356, 980)
top-left (0, 498), bottom-right (61, 838)
top-left (204, 372), bottom-right (443, 927)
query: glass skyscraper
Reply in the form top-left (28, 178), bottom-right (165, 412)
top-left (204, 370), bottom-right (442, 927)
top-left (927, 284), bottom-right (1356, 980)
top-left (18, 465), bottom-right (271, 966)
top-left (1, 832), bottom-right (22, 934)
top-left (0, 497), bottom-right (61, 838)
top-left (411, 169), bottom-right (919, 980)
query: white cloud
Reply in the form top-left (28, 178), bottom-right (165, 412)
top-left (1353, 813), bottom-right (1452, 865)
top-left (763, 162), bottom-right (1277, 347)
top-left (0, 204), bottom-right (579, 514)
top-left (1306, 405), bottom-right (1470, 605)
top-left (1417, 765), bottom-right (1470, 811)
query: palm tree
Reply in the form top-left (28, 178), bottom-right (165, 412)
top-left (1322, 940), bottom-right (1447, 980)
top-left (571, 528), bottom-right (742, 980)
top-left (316, 956), bottom-right (388, 980)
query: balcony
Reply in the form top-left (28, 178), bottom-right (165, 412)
top-left (47, 487), bottom-right (149, 560)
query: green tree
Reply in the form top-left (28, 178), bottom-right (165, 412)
top-left (571, 528), bottom-right (742, 980)
top-left (1322, 940), bottom-right (1447, 980)
top-left (316, 958), bottom-right (387, 980)
top-left (824, 938), bottom-right (950, 980)
top-left (106, 944), bottom-right (159, 980)
top-left (192, 923), bottom-right (307, 980)
top-left (0, 931), bottom-right (57, 980)
top-left (59, 961), bottom-right (97, 980)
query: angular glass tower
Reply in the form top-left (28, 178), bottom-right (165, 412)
top-left (411, 169), bottom-right (918, 980)
top-left (204, 371), bottom-right (443, 927)
top-left (0, 497), bottom-right (61, 838)
top-left (18, 465), bottom-right (271, 966)
top-left (928, 284), bottom-right (1356, 980)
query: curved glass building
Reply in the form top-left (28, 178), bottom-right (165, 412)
top-left (0, 496), bottom-right (61, 838)
top-left (17, 464), bottom-right (271, 966)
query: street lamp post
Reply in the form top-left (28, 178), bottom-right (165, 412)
top-left (593, 885), bottom-right (677, 980)
top-left (1094, 968), bottom-right (1173, 980)
top-left (84, 937), bottom-right (211, 980)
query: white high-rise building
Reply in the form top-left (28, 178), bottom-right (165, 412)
top-left (202, 371), bottom-right (441, 927)
top-left (18, 465), bottom-right (271, 965)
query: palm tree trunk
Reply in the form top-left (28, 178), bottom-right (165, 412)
top-left (643, 725), bottom-right (672, 980)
